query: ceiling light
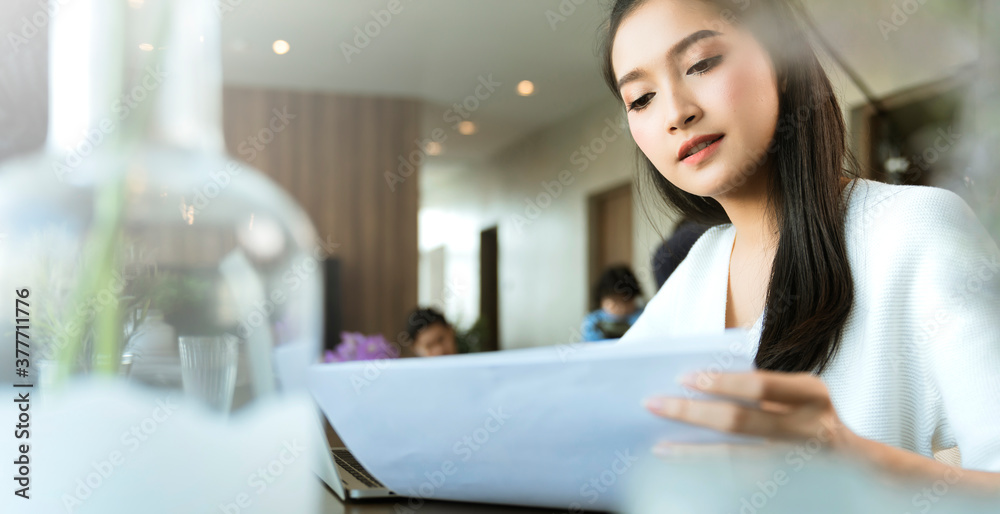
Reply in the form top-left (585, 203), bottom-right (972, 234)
top-left (138, 43), bottom-right (154, 51)
top-left (272, 40), bottom-right (290, 55)
top-left (425, 142), bottom-right (442, 156)
top-left (458, 121), bottom-right (477, 135)
top-left (517, 80), bottom-right (535, 96)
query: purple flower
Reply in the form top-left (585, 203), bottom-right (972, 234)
top-left (324, 332), bottom-right (399, 362)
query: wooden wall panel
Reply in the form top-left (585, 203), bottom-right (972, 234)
top-left (222, 87), bottom-right (420, 342)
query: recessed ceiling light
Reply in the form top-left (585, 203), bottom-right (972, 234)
top-left (517, 80), bottom-right (535, 96)
top-left (458, 121), bottom-right (477, 135)
top-left (425, 142), bottom-right (443, 156)
top-left (272, 40), bottom-right (290, 55)
top-left (127, 0), bottom-right (144, 8)
top-left (138, 43), bottom-right (154, 51)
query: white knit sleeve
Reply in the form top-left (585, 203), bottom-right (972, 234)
top-left (902, 187), bottom-right (1000, 471)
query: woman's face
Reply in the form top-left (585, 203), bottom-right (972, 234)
top-left (611, 0), bottom-right (780, 199)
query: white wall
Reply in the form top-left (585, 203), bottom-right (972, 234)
top-left (418, 99), bottom-right (677, 350)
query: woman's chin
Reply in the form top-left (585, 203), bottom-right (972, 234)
top-left (665, 164), bottom-right (744, 199)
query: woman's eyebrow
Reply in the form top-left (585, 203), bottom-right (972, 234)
top-left (616, 29), bottom-right (722, 91)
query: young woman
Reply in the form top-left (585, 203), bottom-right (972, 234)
top-left (602, 0), bottom-right (1000, 491)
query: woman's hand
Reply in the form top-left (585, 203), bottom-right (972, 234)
top-left (643, 370), bottom-right (860, 454)
top-left (643, 370), bottom-right (1000, 494)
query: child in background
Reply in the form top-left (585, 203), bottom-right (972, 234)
top-left (580, 265), bottom-right (645, 341)
top-left (404, 307), bottom-right (458, 357)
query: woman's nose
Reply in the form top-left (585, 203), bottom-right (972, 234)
top-left (664, 90), bottom-right (701, 132)
top-left (669, 114), bottom-right (697, 132)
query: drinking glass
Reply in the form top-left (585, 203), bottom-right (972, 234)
top-left (179, 335), bottom-right (239, 414)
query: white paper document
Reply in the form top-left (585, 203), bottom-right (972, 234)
top-left (307, 331), bottom-right (757, 511)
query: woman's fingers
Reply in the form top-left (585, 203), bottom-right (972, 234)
top-left (683, 370), bottom-right (831, 406)
top-left (645, 372), bottom-right (851, 448)
top-left (644, 397), bottom-right (783, 437)
top-left (759, 400), bottom-right (793, 414)
top-left (645, 395), bottom-right (848, 444)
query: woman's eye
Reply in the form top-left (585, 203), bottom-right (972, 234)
top-left (687, 55), bottom-right (723, 76)
top-left (628, 93), bottom-right (654, 112)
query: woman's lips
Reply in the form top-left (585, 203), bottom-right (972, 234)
top-left (680, 135), bottom-right (724, 166)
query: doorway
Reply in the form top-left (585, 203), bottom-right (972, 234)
top-left (479, 226), bottom-right (499, 352)
top-left (587, 183), bottom-right (633, 310)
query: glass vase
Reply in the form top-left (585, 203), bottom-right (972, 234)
top-left (0, 0), bottom-right (323, 411)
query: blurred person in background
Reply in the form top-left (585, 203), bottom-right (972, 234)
top-left (651, 215), bottom-right (711, 289)
top-left (580, 265), bottom-right (645, 341)
top-left (404, 307), bottom-right (457, 357)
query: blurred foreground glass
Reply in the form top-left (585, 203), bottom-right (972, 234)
top-left (0, 0), bottom-right (323, 408)
top-left (179, 335), bottom-right (239, 413)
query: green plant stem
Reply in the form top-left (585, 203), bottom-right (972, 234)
top-left (92, 176), bottom-right (125, 375)
top-left (55, 172), bottom-right (126, 381)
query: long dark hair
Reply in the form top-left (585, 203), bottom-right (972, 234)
top-left (600, 0), bottom-right (858, 373)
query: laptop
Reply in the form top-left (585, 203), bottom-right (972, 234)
top-left (268, 338), bottom-right (398, 500)
top-left (312, 411), bottom-right (399, 500)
